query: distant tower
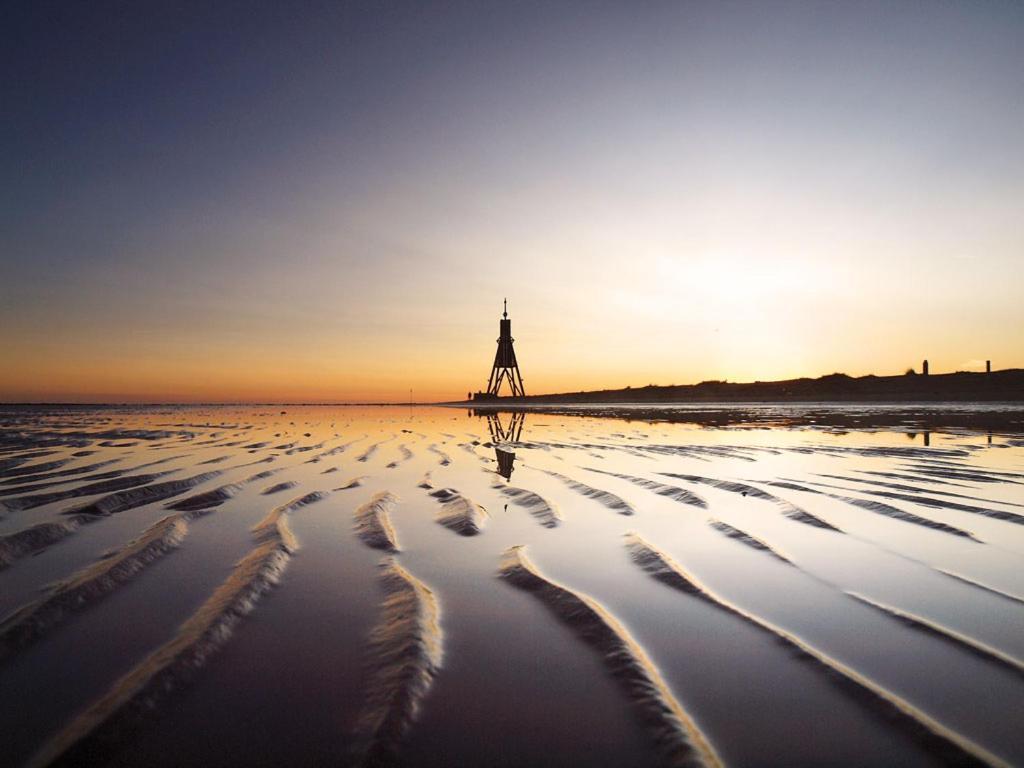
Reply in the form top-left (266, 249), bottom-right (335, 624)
top-left (986, 360), bottom-right (991, 373)
top-left (486, 299), bottom-right (526, 397)
top-left (922, 359), bottom-right (929, 376)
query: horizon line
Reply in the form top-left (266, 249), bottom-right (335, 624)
top-left (3, 363), bottom-right (1020, 407)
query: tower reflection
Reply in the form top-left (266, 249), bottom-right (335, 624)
top-left (474, 410), bottom-right (525, 480)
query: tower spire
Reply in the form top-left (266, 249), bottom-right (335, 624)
top-left (503, 297), bottom-right (507, 319)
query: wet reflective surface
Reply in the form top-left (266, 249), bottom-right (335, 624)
top-left (1, 404), bottom-right (1023, 767)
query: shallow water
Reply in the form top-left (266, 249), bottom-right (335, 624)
top-left (1, 404), bottom-right (1023, 767)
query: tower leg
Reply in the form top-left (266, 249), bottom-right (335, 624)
top-left (486, 366), bottom-right (526, 397)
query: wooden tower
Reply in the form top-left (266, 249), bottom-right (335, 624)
top-left (486, 299), bottom-right (525, 397)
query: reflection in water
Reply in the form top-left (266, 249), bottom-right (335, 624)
top-left (476, 410), bottom-right (526, 480)
top-left (466, 402), bottom-right (1024, 433)
top-left (495, 448), bottom-right (516, 480)
top-left (481, 410), bottom-right (525, 443)
top-left (909, 431), bottom-right (932, 447)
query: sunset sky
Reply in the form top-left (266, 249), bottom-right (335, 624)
top-left (2, 1), bottom-right (1022, 402)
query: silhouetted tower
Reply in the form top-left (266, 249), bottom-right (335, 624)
top-left (486, 299), bottom-right (526, 397)
top-left (986, 360), bottom-right (991, 373)
top-left (922, 359), bottom-right (929, 376)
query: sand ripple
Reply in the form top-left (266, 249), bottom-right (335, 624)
top-left (0, 516), bottom-right (93, 570)
top-left (541, 469), bottom-right (635, 515)
top-left (64, 471), bottom-right (224, 517)
top-left (430, 490), bottom-right (488, 536)
top-left (661, 473), bottom-right (837, 530)
top-left (847, 593), bottom-right (1024, 679)
top-left (499, 545), bottom-right (721, 768)
top-left (499, 487), bottom-right (561, 528)
top-left (350, 558), bottom-right (443, 767)
top-left (1, 515), bottom-right (188, 660)
top-left (354, 492), bottom-right (401, 551)
top-left (625, 534), bottom-right (1004, 768)
top-left (708, 520), bottom-right (792, 563)
top-left (28, 516), bottom-right (294, 768)
top-left (586, 469), bottom-right (707, 510)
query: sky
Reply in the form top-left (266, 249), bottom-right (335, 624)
top-left (2, 0), bottom-right (1022, 403)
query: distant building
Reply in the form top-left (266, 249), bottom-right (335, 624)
top-left (922, 359), bottom-right (929, 376)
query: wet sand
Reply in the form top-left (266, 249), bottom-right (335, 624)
top-left (0, 404), bottom-right (1022, 767)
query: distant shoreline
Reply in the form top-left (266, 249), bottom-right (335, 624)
top-left (455, 368), bottom-right (1024, 406)
top-left (2, 369), bottom-right (1022, 409)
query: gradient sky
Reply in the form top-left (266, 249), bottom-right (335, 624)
top-left (2, 1), bottom-right (1022, 402)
